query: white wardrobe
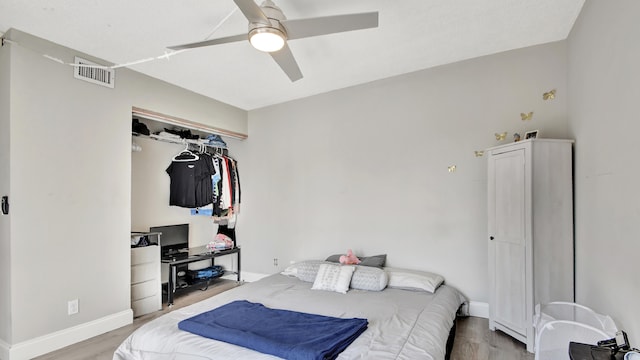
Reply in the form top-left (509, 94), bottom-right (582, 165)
top-left (487, 138), bottom-right (574, 352)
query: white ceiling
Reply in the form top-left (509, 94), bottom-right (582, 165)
top-left (0, 0), bottom-right (584, 110)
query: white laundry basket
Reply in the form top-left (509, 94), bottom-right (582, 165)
top-left (534, 302), bottom-right (618, 360)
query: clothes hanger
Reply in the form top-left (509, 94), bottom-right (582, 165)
top-left (172, 143), bottom-right (199, 161)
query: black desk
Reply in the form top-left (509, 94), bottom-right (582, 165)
top-left (161, 246), bottom-right (241, 306)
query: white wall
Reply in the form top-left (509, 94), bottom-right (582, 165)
top-left (1, 28), bottom-right (246, 358)
top-left (567, 0), bottom-right (640, 345)
top-left (240, 41), bottom-right (569, 303)
top-left (9, 31), bottom-right (132, 346)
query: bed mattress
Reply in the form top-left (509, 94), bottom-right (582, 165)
top-left (114, 273), bottom-right (464, 360)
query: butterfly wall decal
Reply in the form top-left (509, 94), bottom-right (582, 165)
top-left (521, 112), bottom-right (534, 121)
top-left (474, 150), bottom-right (484, 157)
top-left (495, 132), bottom-right (507, 141)
top-left (543, 89), bottom-right (556, 100)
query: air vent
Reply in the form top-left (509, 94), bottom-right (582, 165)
top-left (73, 56), bottom-right (115, 88)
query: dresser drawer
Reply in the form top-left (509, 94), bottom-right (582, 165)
top-left (132, 295), bottom-right (161, 317)
top-left (131, 245), bottom-right (159, 265)
top-left (131, 280), bottom-right (159, 301)
top-left (131, 262), bottom-right (159, 284)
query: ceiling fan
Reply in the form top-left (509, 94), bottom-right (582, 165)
top-left (168, 0), bottom-right (378, 82)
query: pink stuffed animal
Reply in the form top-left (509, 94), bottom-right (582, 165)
top-left (339, 249), bottom-right (361, 265)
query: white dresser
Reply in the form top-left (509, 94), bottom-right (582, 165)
top-left (131, 243), bottom-right (162, 317)
top-left (487, 139), bottom-right (575, 352)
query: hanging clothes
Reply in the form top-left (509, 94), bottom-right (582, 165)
top-left (188, 151), bottom-right (242, 223)
top-left (211, 155), bottom-right (222, 214)
top-left (192, 154), bottom-right (221, 216)
top-left (204, 154), bottom-right (242, 225)
top-left (219, 156), bottom-right (233, 213)
top-left (194, 152), bottom-right (215, 208)
top-left (230, 157), bottom-right (241, 214)
top-left (166, 151), bottom-right (215, 208)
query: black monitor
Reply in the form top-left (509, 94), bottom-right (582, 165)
top-left (150, 224), bottom-right (189, 257)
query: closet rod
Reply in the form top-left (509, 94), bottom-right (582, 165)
top-left (132, 107), bottom-right (248, 140)
top-left (183, 139), bottom-right (229, 156)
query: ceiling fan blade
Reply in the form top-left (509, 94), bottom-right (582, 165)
top-left (270, 43), bottom-right (303, 82)
top-left (167, 34), bottom-right (247, 50)
top-left (282, 12), bottom-right (378, 40)
top-left (233, 0), bottom-right (270, 25)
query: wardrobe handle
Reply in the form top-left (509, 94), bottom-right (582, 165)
top-left (489, 236), bottom-right (494, 241)
top-left (1, 196), bottom-right (8, 215)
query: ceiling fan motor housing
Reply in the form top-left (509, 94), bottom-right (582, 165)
top-left (249, 0), bottom-right (287, 39)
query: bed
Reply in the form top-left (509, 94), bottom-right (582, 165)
top-left (114, 260), bottom-right (466, 360)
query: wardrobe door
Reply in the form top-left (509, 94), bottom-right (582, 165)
top-left (488, 148), bottom-right (527, 338)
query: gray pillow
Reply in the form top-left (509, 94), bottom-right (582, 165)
top-left (325, 254), bottom-right (387, 268)
top-left (360, 254), bottom-right (387, 268)
top-left (281, 260), bottom-right (327, 282)
top-left (350, 266), bottom-right (388, 291)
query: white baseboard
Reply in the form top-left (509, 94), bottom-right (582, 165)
top-left (468, 301), bottom-right (489, 318)
top-left (4, 309), bottom-right (132, 360)
top-left (241, 271), bottom-right (270, 282)
top-left (0, 338), bottom-right (10, 360)
top-left (221, 271), bottom-right (269, 283)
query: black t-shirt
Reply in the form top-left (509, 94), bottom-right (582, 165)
top-left (166, 154), bottom-right (215, 208)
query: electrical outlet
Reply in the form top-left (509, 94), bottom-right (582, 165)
top-left (68, 299), bottom-right (79, 315)
top-left (273, 258), bottom-right (278, 267)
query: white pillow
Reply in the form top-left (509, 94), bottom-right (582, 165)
top-left (311, 264), bottom-right (355, 294)
top-left (385, 267), bottom-right (444, 293)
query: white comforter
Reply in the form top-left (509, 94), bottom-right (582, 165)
top-left (114, 274), bottom-right (464, 360)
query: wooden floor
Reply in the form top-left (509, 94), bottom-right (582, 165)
top-left (450, 317), bottom-right (534, 360)
top-left (36, 281), bottom-right (534, 360)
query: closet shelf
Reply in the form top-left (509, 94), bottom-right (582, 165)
top-left (132, 107), bottom-right (247, 140)
top-left (132, 132), bottom-right (229, 155)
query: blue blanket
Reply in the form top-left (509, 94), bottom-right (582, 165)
top-left (178, 300), bottom-right (368, 360)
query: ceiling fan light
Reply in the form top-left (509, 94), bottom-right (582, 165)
top-left (249, 28), bottom-right (285, 52)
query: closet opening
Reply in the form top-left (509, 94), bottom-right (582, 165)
top-left (130, 107), bottom-right (243, 313)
